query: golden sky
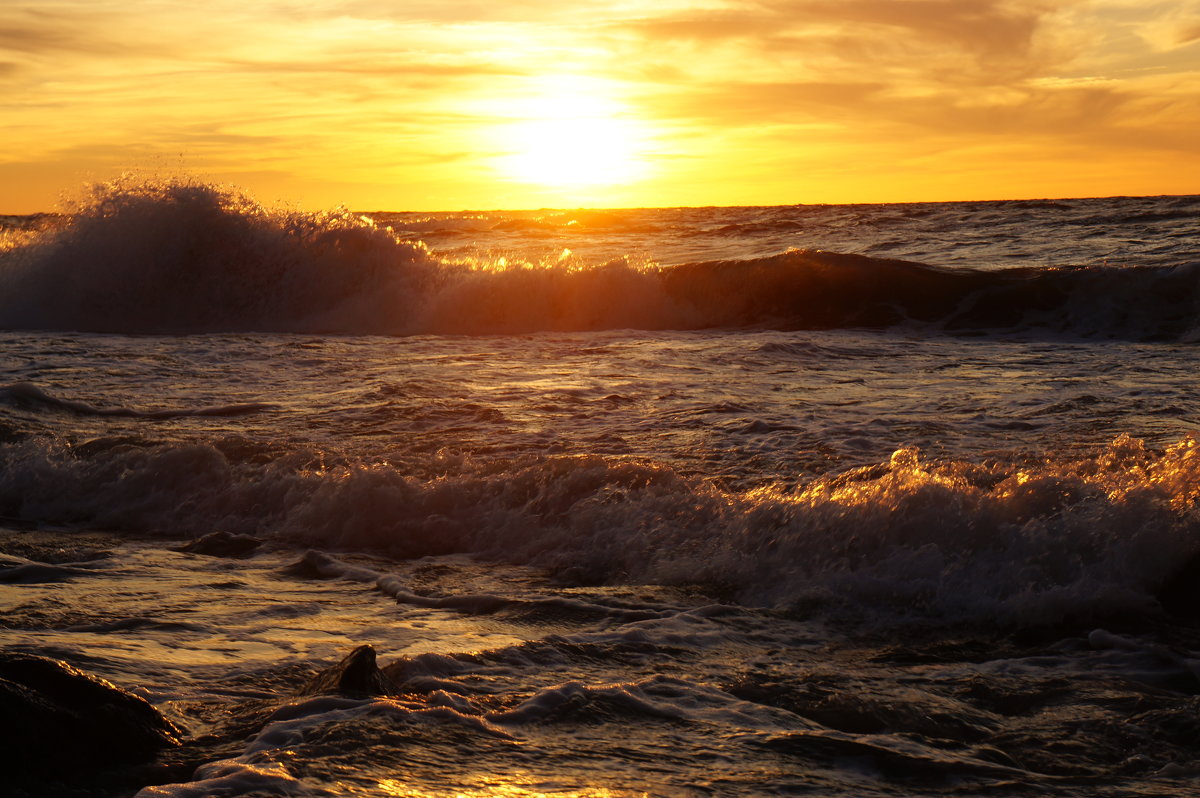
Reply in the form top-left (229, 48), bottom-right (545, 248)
top-left (1, 0), bottom-right (1198, 211)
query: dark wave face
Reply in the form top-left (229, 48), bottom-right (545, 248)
top-left (662, 254), bottom-right (1200, 340)
top-left (1, 178), bottom-right (1198, 339)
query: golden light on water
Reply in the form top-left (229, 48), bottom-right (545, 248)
top-left (376, 777), bottom-right (648, 797)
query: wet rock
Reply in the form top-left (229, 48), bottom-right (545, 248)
top-left (281, 550), bottom-right (334, 579)
top-left (1157, 550), bottom-right (1200, 619)
top-left (175, 530), bottom-right (262, 557)
top-left (299, 645), bottom-right (398, 697)
top-left (196, 648), bottom-right (401, 748)
top-left (0, 653), bottom-right (182, 776)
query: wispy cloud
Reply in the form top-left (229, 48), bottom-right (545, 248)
top-left (0, 0), bottom-right (1196, 210)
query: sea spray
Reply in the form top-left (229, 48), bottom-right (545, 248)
top-left (0, 176), bottom-right (437, 334)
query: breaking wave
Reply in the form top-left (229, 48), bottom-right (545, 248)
top-left (2, 177), bottom-right (1198, 340)
top-left (2, 432), bottom-right (1199, 627)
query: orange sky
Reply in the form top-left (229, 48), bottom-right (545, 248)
top-left (1, 1), bottom-right (1198, 212)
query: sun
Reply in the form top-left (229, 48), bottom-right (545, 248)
top-left (503, 116), bottom-right (646, 187)
top-left (492, 77), bottom-right (652, 189)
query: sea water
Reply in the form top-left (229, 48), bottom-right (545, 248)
top-left (1, 178), bottom-right (1199, 796)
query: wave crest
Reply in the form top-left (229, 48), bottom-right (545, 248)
top-left (0, 176), bottom-right (437, 334)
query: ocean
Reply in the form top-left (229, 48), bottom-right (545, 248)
top-left (2, 178), bottom-right (1199, 796)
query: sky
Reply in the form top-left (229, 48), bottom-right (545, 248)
top-left (1, 0), bottom-right (1198, 211)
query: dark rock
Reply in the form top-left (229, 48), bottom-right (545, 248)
top-left (0, 653), bottom-right (182, 777)
top-left (1158, 551), bottom-right (1200, 620)
top-left (175, 530), bottom-right (262, 557)
top-left (299, 645), bottom-right (398, 697)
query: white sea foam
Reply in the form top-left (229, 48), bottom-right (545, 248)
top-left (2, 432), bottom-right (1197, 626)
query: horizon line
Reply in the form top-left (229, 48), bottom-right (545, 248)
top-left (5, 191), bottom-right (1196, 218)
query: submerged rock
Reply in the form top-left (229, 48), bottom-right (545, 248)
top-left (0, 652), bottom-right (182, 776)
top-left (175, 530), bottom-right (262, 557)
top-left (299, 644), bottom-right (399, 697)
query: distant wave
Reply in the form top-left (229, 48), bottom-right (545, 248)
top-left (2, 177), bottom-right (1198, 340)
top-left (663, 254), bottom-right (1200, 340)
top-left (0, 382), bottom-right (274, 419)
top-left (1, 433), bottom-right (1197, 627)
top-left (704, 220), bottom-right (808, 236)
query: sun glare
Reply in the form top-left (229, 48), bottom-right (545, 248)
top-left (492, 77), bottom-right (652, 189)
